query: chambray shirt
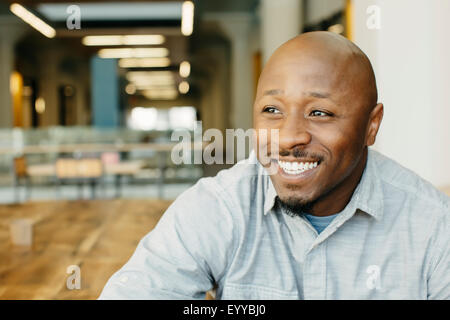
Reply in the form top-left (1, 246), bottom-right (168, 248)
top-left (99, 149), bottom-right (449, 300)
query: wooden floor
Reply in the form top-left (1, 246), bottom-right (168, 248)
top-left (0, 199), bottom-right (172, 299)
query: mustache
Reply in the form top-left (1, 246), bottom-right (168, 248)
top-left (275, 147), bottom-right (325, 162)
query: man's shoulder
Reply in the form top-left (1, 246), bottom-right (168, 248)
top-left (371, 149), bottom-right (450, 213)
top-left (213, 154), bottom-right (262, 190)
top-left (178, 153), bottom-right (263, 207)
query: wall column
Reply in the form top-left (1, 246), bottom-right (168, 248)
top-left (37, 47), bottom-right (60, 127)
top-left (207, 13), bottom-right (254, 131)
top-left (260, 0), bottom-right (303, 64)
top-left (351, 0), bottom-right (450, 187)
top-left (90, 56), bottom-right (120, 128)
top-left (0, 16), bottom-right (26, 128)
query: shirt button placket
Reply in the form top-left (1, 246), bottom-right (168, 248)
top-left (303, 243), bottom-right (326, 300)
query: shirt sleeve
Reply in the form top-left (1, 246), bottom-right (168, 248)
top-left (98, 177), bottom-right (238, 299)
top-left (426, 210), bottom-right (449, 300)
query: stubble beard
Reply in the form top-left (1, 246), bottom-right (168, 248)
top-left (275, 195), bottom-right (316, 217)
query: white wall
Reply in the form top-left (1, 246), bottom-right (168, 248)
top-left (352, 0), bottom-right (450, 188)
top-left (305, 0), bottom-right (345, 25)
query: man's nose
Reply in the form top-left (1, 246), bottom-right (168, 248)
top-left (278, 116), bottom-right (312, 150)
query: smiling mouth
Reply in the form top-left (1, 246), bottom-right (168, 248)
top-left (276, 159), bottom-right (321, 176)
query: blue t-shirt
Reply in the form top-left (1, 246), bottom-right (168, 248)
top-left (304, 212), bottom-right (341, 234)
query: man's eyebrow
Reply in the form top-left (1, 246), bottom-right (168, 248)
top-left (263, 89), bottom-right (284, 96)
top-left (305, 91), bottom-right (331, 99)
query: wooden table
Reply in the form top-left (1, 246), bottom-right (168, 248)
top-left (0, 199), bottom-right (172, 299)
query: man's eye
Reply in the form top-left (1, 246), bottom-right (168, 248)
top-left (310, 110), bottom-right (330, 117)
top-left (263, 106), bottom-right (281, 114)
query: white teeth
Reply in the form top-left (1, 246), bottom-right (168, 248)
top-left (278, 160), bottom-right (319, 175)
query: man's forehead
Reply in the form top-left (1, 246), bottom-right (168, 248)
top-left (257, 59), bottom-right (348, 101)
top-left (261, 46), bottom-right (352, 81)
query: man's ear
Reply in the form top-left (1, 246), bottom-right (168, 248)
top-left (366, 103), bottom-right (384, 146)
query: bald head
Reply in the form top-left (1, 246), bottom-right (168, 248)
top-left (260, 31), bottom-right (378, 110)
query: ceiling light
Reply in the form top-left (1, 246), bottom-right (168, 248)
top-left (98, 48), bottom-right (169, 59)
top-left (134, 82), bottom-right (175, 89)
top-left (126, 71), bottom-right (173, 79)
top-left (83, 36), bottom-right (122, 46)
top-left (179, 61), bottom-right (191, 78)
top-left (10, 3), bottom-right (56, 38)
top-left (181, 1), bottom-right (194, 36)
top-left (132, 71), bottom-right (173, 76)
top-left (143, 88), bottom-right (178, 100)
top-left (82, 34), bottom-right (165, 46)
top-left (119, 57), bottom-right (171, 68)
top-left (328, 24), bottom-right (344, 34)
top-left (125, 83), bottom-right (136, 95)
top-left (35, 97), bottom-right (46, 114)
top-left (133, 79), bottom-right (175, 88)
top-left (136, 84), bottom-right (176, 90)
top-left (178, 81), bottom-right (189, 94)
top-left (136, 85), bottom-right (175, 92)
top-left (122, 35), bottom-right (165, 45)
top-left (10, 72), bottom-right (21, 95)
top-left (127, 71), bottom-right (175, 87)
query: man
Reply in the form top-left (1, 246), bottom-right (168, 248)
top-left (99, 32), bottom-right (449, 299)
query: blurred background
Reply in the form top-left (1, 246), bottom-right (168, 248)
top-left (0, 0), bottom-right (448, 299)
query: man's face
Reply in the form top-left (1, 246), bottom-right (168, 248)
top-left (254, 48), bottom-right (376, 213)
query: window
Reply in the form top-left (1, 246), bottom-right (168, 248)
top-left (127, 106), bottom-right (196, 131)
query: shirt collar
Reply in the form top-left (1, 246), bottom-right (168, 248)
top-left (262, 148), bottom-right (384, 220)
top-left (350, 149), bottom-right (384, 220)
top-left (264, 176), bottom-right (278, 215)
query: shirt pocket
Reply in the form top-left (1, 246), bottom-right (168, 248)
top-left (221, 282), bottom-right (299, 300)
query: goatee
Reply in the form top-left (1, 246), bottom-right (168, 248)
top-left (275, 196), bottom-right (316, 217)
